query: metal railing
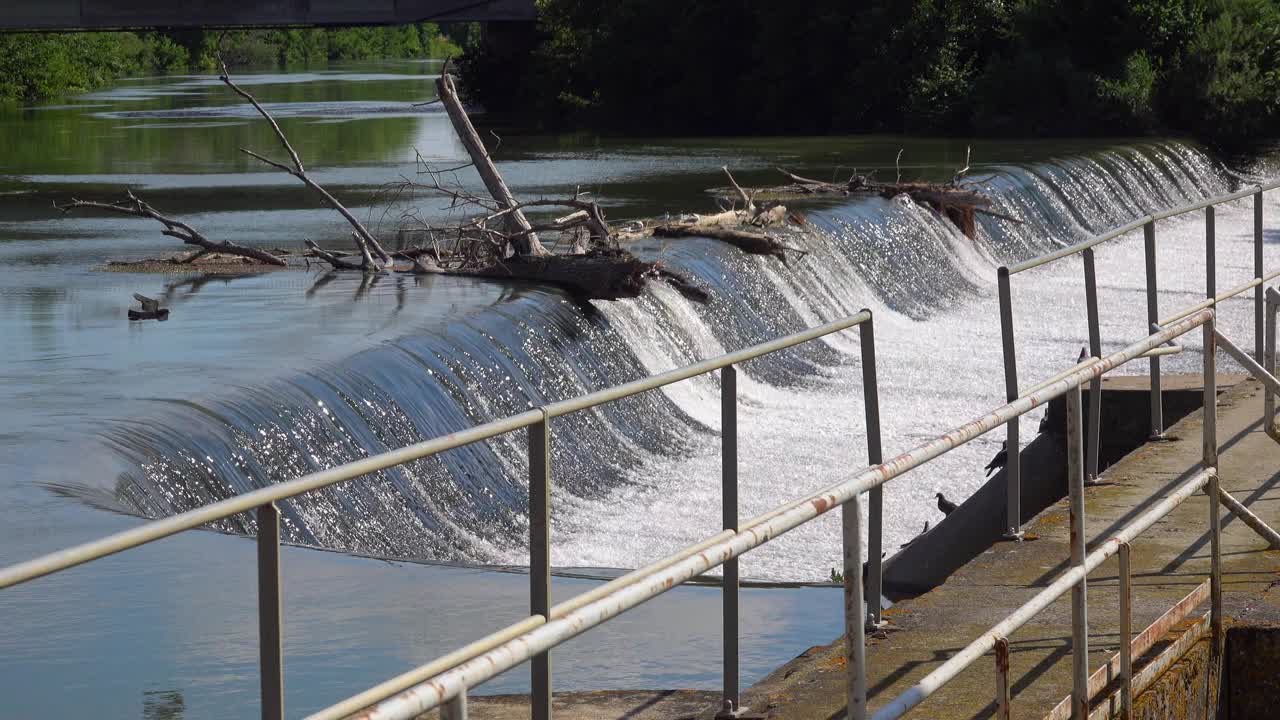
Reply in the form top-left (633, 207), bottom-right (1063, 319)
top-left (997, 180), bottom-right (1280, 539)
top-left (2, 181), bottom-right (1279, 720)
top-left (0, 310), bottom-right (882, 720)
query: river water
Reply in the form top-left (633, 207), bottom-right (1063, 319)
top-left (1, 61), bottom-right (1278, 718)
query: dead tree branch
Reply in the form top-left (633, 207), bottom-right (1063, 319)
top-left (54, 191), bottom-right (287, 266)
top-left (218, 60), bottom-right (402, 268)
top-left (435, 68), bottom-right (549, 257)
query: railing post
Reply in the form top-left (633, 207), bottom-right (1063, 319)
top-left (1083, 249), bottom-right (1103, 483)
top-left (1206, 206), bottom-right (1216, 300)
top-left (997, 267), bottom-right (1023, 539)
top-left (1267, 289), bottom-right (1278, 433)
top-left (1256, 192), bottom-right (1265, 363)
top-left (441, 691), bottom-right (469, 720)
top-left (994, 636), bottom-right (1012, 720)
top-left (529, 412), bottom-right (552, 720)
top-left (1204, 318), bottom-right (1222, 652)
top-left (843, 491), bottom-right (868, 720)
top-left (1119, 541), bottom-right (1133, 720)
top-left (860, 317), bottom-right (885, 627)
top-left (720, 365), bottom-right (741, 716)
top-left (1067, 383), bottom-right (1089, 720)
top-left (257, 502), bottom-right (284, 720)
top-left (1144, 222), bottom-right (1163, 438)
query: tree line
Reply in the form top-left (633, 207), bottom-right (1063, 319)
top-left (460, 0), bottom-right (1280, 148)
top-left (0, 23), bottom-right (472, 104)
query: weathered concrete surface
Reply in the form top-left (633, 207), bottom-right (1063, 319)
top-left (742, 378), bottom-right (1280, 719)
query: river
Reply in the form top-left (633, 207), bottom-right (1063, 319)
top-left (1, 60), bottom-right (1277, 718)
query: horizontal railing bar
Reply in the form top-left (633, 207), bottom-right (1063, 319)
top-left (1217, 488), bottom-right (1280, 549)
top-left (541, 312), bottom-right (871, 419)
top-left (1142, 344), bottom-right (1183, 358)
top-left (1161, 268), bottom-right (1280, 326)
top-left (872, 466), bottom-right (1213, 720)
top-left (0, 409), bottom-right (544, 591)
top-left (1216, 329), bottom-right (1280, 396)
top-left (0, 313), bottom-right (872, 592)
top-left (317, 484), bottom-right (876, 718)
top-left (1021, 357), bottom-right (1100, 399)
top-left (1043, 579), bottom-right (1209, 720)
top-left (1008, 182), bottom-right (1277, 276)
top-left (351, 313), bottom-right (1212, 720)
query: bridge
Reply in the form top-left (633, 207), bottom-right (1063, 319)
top-left (0, 0), bottom-right (535, 31)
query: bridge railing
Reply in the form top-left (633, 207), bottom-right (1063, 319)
top-left (996, 179), bottom-right (1280, 541)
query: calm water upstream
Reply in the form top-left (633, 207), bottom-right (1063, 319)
top-left (1, 61), bottom-right (1278, 718)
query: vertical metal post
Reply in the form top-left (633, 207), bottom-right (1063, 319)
top-left (1067, 384), bottom-right (1089, 720)
top-left (257, 502), bottom-right (283, 720)
top-left (1267, 289), bottom-right (1277, 432)
top-left (994, 636), bottom-right (1012, 720)
top-left (843, 492), bottom-right (868, 720)
top-left (1083, 249), bottom-right (1103, 483)
top-left (721, 366), bottom-right (740, 713)
top-left (1206, 206), bottom-right (1216, 300)
top-left (1119, 542), bottom-right (1133, 720)
top-left (860, 318), bottom-right (885, 627)
top-left (1144, 222), bottom-right (1163, 437)
top-left (441, 691), bottom-right (469, 720)
top-left (1256, 192), bottom-right (1265, 363)
top-left (1204, 318), bottom-right (1222, 651)
top-left (529, 413), bottom-right (552, 720)
top-left (997, 267), bottom-right (1023, 539)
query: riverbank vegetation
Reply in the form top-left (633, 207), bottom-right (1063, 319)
top-left (461, 0), bottom-right (1280, 148)
top-left (0, 23), bottom-right (469, 104)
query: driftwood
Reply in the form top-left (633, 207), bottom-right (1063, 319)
top-left (129, 293), bottom-right (169, 321)
top-left (652, 224), bottom-right (807, 264)
top-left (55, 191), bottom-right (287, 267)
top-left (219, 60), bottom-right (397, 270)
top-left (435, 69), bottom-right (547, 257)
top-left (771, 167), bottom-right (1007, 239)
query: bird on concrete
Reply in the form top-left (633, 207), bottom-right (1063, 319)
top-left (984, 440), bottom-right (1008, 477)
top-left (936, 492), bottom-right (957, 516)
top-left (1078, 346), bottom-right (1089, 363)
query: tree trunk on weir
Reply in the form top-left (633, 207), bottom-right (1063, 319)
top-left (435, 72), bottom-right (549, 257)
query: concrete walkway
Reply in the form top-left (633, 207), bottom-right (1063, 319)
top-left (742, 378), bottom-right (1280, 719)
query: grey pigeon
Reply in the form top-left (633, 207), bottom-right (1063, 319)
top-left (936, 492), bottom-right (957, 516)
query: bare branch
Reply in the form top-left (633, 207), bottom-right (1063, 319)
top-left (55, 193), bottom-right (286, 267)
top-left (218, 58), bottom-right (392, 265)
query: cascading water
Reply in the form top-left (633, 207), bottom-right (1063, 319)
top-left (77, 141), bottom-right (1235, 579)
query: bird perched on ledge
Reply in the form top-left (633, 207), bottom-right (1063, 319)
top-left (985, 440), bottom-right (1008, 477)
top-left (936, 492), bottom-right (957, 516)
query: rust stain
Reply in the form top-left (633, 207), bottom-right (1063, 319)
top-left (995, 637), bottom-right (1010, 674)
top-left (812, 497), bottom-right (830, 513)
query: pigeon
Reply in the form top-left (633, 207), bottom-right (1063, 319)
top-left (1078, 346), bottom-right (1089, 363)
top-left (984, 441), bottom-right (1008, 477)
top-left (936, 492), bottom-right (957, 516)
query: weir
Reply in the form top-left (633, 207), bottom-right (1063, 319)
top-left (6, 161), bottom-right (1280, 720)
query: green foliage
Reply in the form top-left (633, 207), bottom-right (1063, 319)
top-left (0, 22), bottom-right (463, 104)
top-left (462, 0), bottom-right (1280, 147)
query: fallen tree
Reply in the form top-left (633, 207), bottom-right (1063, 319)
top-left (58, 59), bottom-right (815, 304)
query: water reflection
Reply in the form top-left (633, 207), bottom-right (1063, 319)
top-left (142, 690), bottom-right (185, 720)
